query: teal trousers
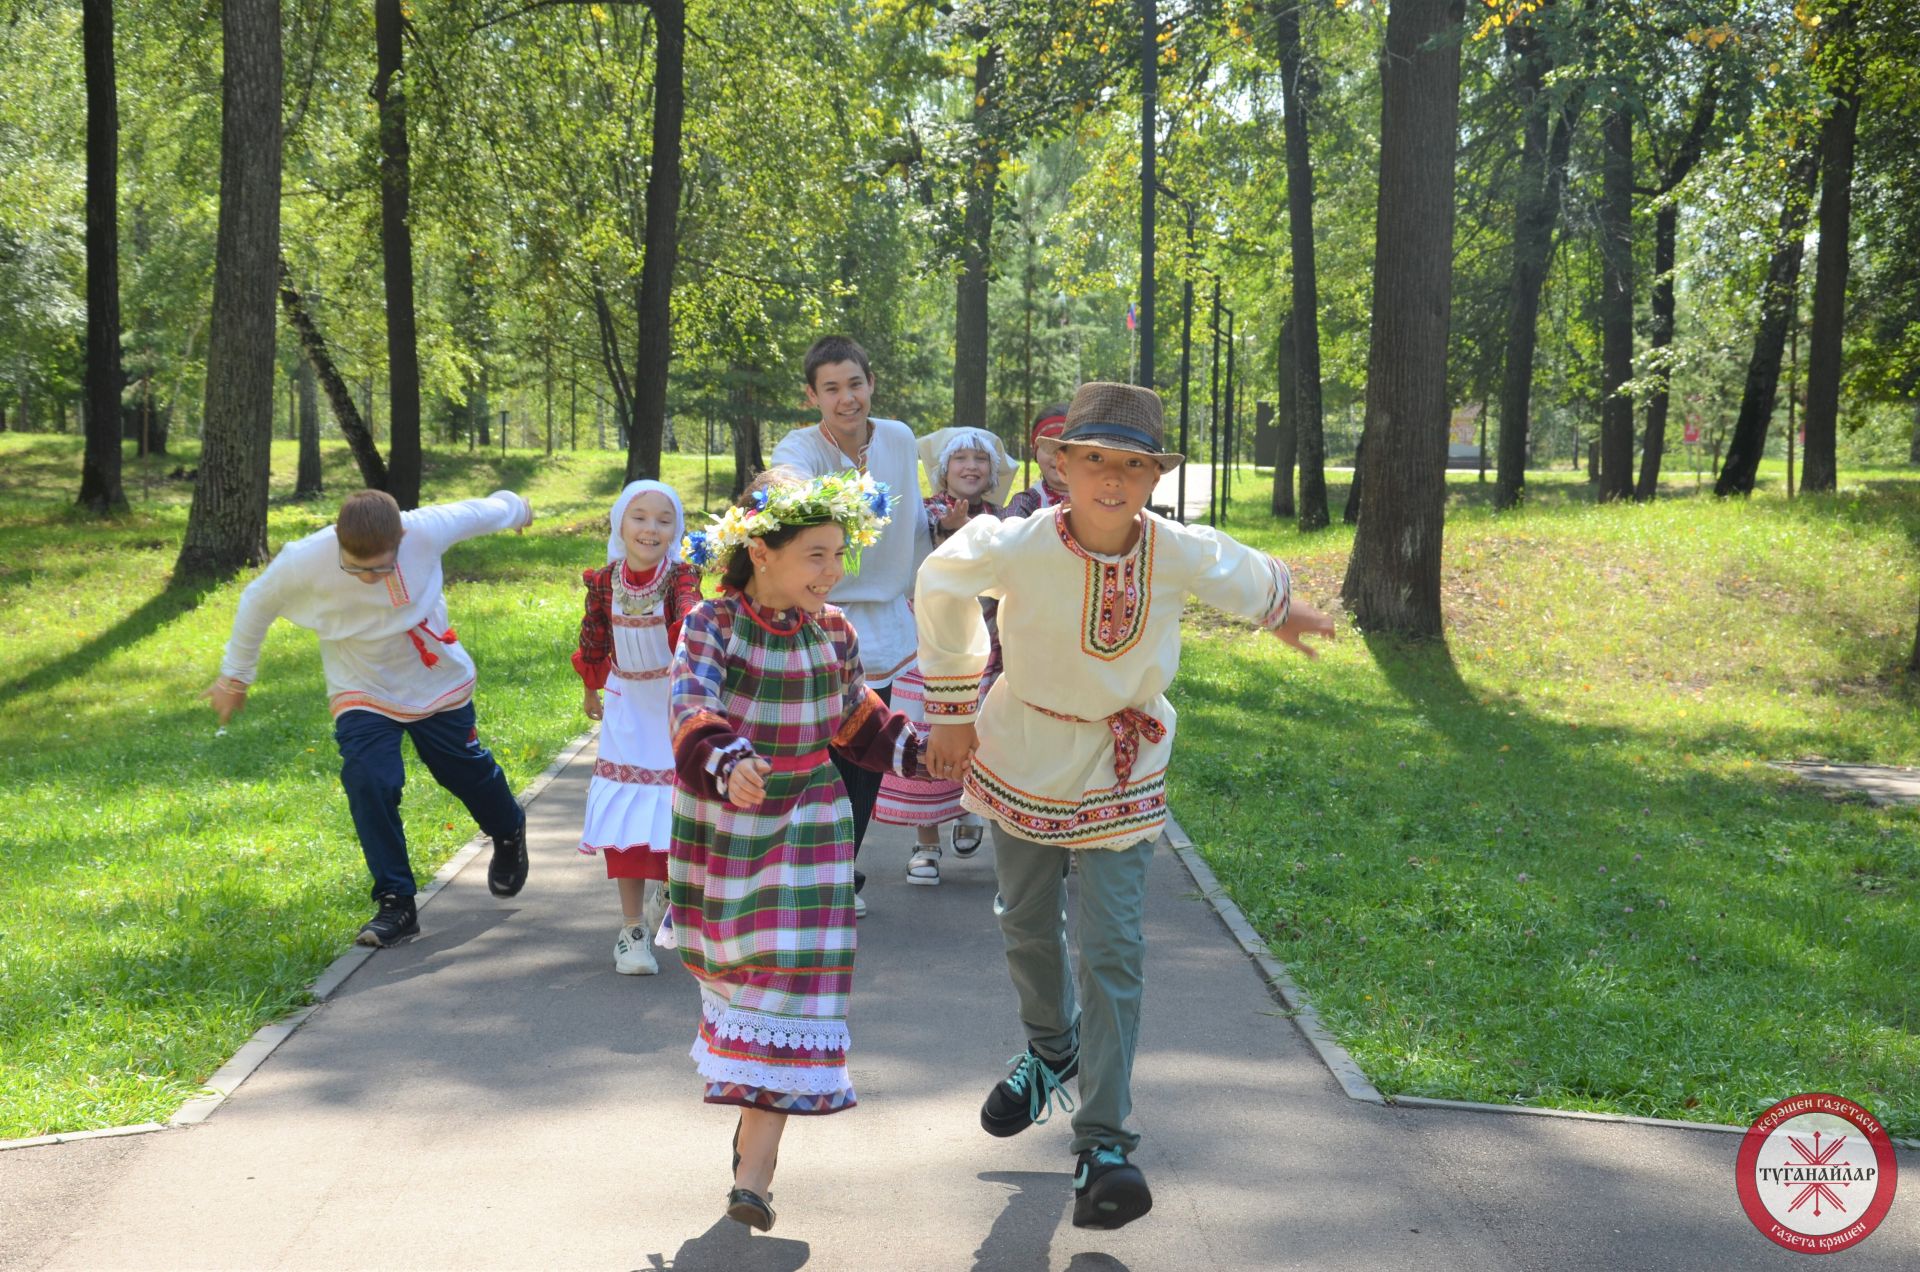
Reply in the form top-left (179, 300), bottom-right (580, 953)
top-left (990, 821), bottom-right (1154, 1154)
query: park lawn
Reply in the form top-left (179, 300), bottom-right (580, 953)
top-left (1170, 465), bottom-right (1920, 1137)
top-left (0, 434), bottom-right (737, 1139)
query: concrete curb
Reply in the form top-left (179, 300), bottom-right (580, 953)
top-left (0, 729), bottom-right (599, 1154)
top-left (1163, 818), bottom-right (1384, 1106)
top-left (1163, 816), bottom-right (1920, 1152)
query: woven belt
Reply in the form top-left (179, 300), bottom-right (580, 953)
top-left (1022, 699), bottom-right (1166, 788)
top-left (611, 665), bottom-right (671, 682)
top-left (765, 749), bottom-right (829, 774)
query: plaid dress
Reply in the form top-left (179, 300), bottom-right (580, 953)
top-left (668, 590), bottom-right (920, 1114)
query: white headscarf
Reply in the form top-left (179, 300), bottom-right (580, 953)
top-left (606, 479), bottom-right (686, 566)
top-left (917, 426), bottom-right (1017, 504)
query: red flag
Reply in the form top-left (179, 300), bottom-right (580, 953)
top-left (1125, 303), bottom-right (1137, 332)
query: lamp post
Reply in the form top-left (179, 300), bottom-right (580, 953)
top-left (1137, 0), bottom-right (1157, 390)
top-left (1157, 182), bottom-right (1198, 522)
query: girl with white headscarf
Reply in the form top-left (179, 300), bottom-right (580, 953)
top-left (877, 427), bottom-right (1016, 878)
top-left (572, 479), bottom-right (704, 974)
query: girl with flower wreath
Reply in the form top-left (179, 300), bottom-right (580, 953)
top-left (571, 480), bottom-right (703, 975)
top-left (667, 465), bottom-right (926, 1233)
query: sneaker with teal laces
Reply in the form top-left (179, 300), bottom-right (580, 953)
top-left (1072, 1146), bottom-right (1152, 1230)
top-left (980, 1045), bottom-right (1078, 1138)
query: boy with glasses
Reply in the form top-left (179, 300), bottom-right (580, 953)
top-left (203, 488), bottom-right (535, 946)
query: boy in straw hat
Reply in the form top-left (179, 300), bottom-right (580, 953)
top-left (915, 381), bottom-right (1334, 1229)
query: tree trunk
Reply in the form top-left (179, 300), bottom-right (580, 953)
top-left (78, 0), bottom-right (128, 514)
top-left (1716, 140), bottom-right (1821, 497)
top-left (1341, 0), bottom-right (1463, 637)
top-left (624, 0), bottom-right (685, 483)
top-left (177, 0), bottom-right (281, 577)
top-left (1636, 204), bottom-right (1678, 500)
top-left (1494, 16), bottom-right (1577, 510)
top-left (373, 0), bottom-right (422, 508)
top-left (278, 259), bottom-right (388, 489)
top-left (1908, 396), bottom-right (1920, 466)
top-left (1802, 75), bottom-right (1859, 495)
top-left (294, 353), bottom-right (322, 497)
top-left (1598, 103), bottom-right (1635, 502)
top-left (474, 364), bottom-right (491, 447)
top-left (1272, 315), bottom-right (1297, 517)
top-left (953, 45), bottom-right (1001, 432)
top-left (1344, 430), bottom-right (1365, 525)
top-left (1636, 80), bottom-right (1718, 500)
top-left (728, 365), bottom-right (764, 498)
top-left (1274, 0), bottom-right (1328, 530)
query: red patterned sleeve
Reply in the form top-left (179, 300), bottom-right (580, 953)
top-left (664, 562), bottom-right (703, 651)
top-left (572, 565), bottom-right (614, 690)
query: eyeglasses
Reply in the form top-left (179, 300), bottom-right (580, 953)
top-left (339, 550), bottom-right (398, 577)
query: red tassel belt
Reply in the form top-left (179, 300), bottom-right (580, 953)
top-left (406, 620), bottom-right (458, 668)
top-left (1022, 699), bottom-right (1166, 788)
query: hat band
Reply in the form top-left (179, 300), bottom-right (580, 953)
top-left (1057, 421), bottom-right (1164, 452)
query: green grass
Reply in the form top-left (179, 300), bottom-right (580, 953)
top-left (1169, 464), bottom-right (1920, 1136)
top-left (0, 434), bottom-right (737, 1139)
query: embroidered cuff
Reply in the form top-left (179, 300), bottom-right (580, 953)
top-left (1259, 558), bottom-right (1294, 631)
top-left (705, 737), bottom-right (755, 782)
top-left (921, 672), bottom-right (981, 725)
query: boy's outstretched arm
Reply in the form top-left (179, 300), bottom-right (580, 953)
top-left (205, 557), bottom-right (287, 724)
top-left (1271, 597), bottom-right (1336, 659)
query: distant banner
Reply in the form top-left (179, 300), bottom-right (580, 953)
top-left (1448, 403), bottom-right (1482, 446)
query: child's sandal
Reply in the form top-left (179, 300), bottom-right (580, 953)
top-left (950, 821), bottom-right (984, 857)
top-left (906, 847), bottom-right (942, 886)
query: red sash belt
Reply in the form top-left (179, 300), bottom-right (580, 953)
top-left (1022, 699), bottom-right (1166, 788)
top-left (407, 620), bottom-right (458, 668)
top-left (765, 749), bottom-right (829, 774)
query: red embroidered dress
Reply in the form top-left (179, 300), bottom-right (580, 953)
top-left (668, 592), bottom-right (922, 1114)
top-left (573, 559), bottom-right (703, 872)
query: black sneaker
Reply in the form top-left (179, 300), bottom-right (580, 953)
top-left (356, 893), bottom-right (419, 947)
top-left (980, 1046), bottom-right (1078, 1138)
top-left (1072, 1147), bottom-right (1153, 1230)
top-left (487, 822), bottom-right (528, 897)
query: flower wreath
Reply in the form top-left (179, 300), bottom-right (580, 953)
top-left (681, 469), bottom-right (894, 576)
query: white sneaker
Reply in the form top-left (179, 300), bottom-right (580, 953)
top-left (614, 923), bottom-right (659, 975)
top-left (853, 893), bottom-right (868, 919)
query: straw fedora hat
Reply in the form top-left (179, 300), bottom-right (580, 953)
top-left (1034, 382), bottom-right (1185, 474)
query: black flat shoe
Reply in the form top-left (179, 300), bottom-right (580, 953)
top-left (726, 1187), bottom-right (775, 1232)
top-left (487, 823), bottom-right (528, 898)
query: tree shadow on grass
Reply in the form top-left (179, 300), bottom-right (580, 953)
top-left (0, 572), bottom-right (220, 708)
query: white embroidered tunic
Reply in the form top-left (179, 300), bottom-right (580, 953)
top-left (914, 506), bottom-right (1291, 851)
top-left (769, 418), bottom-right (930, 687)
top-left (218, 491), bottom-right (533, 720)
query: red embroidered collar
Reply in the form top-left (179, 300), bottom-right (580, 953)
top-left (722, 585), bottom-right (808, 636)
top-left (620, 559), bottom-right (665, 588)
